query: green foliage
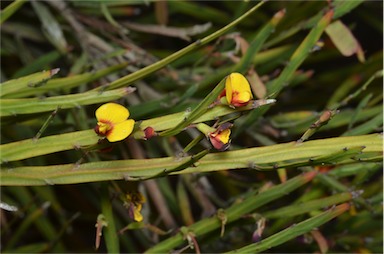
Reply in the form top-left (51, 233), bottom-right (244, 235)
top-left (1, 1), bottom-right (382, 253)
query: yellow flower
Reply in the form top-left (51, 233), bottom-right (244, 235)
top-left (209, 128), bottom-right (231, 151)
top-left (125, 191), bottom-right (146, 222)
top-left (224, 72), bottom-right (253, 107)
top-left (94, 103), bottom-right (135, 142)
top-left (196, 123), bottom-right (232, 151)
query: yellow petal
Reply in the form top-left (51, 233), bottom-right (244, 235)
top-left (233, 90), bottom-right (252, 103)
top-left (133, 207), bottom-right (143, 222)
top-left (225, 74), bottom-right (234, 104)
top-left (106, 119), bottom-right (135, 142)
top-left (96, 103), bottom-right (130, 124)
top-left (225, 73), bottom-right (253, 104)
top-left (210, 128), bottom-right (231, 150)
top-left (217, 129), bottom-right (231, 144)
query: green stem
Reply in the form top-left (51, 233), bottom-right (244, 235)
top-left (226, 203), bottom-right (350, 253)
top-left (145, 171), bottom-right (317, 253)
top-left (101, 183), bottom-right (119, 253)
top-left (0, 0), bottom-right (27, 24)
top-left (159, 77), bottom-right (226, 137)
top-left (263, 192), bottom-right (352, 218)
top-left (234, 8), bottom-right (286, 73)
top-left (314, 172), bottom-right (373, 211)
top-left (0, 102), bottom-right (262, 163)
top-left (33, 107), bottom-right (60, 140)
top-left (1, 134), bottom-right (381, 186)
top-left (97, 1), bottom-right (266, 91)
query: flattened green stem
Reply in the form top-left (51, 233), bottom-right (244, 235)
top-left (0, 130), bottom-right (98, 164)
top-left (313, 172), bottom-right (373, 211)
top-left (342, 114), bottom-right (383, 137)
top-left (0, 68), bottom-right (60, 98)
top-left (298, 70), bottom-right (382, 142)
top-left (335, 70), bottom-right (383, 109)
top-left (226, 203), bottom-right (350, 253)
top-left (1, 101), bottom-right (270, 163)
top-left (297, 109), bottom-right (338, 143)
top-left (145, 171), bottom-right (317, 253)
top-left (100, 183), bottom-right (120, 253)
top-left (328, 163), bottom-right (381, 178)
top-left (263, 192), bottom-right (352, 218)
top-left (136, 149), bottom-right (210, 181)
top-left (1, 134), bottom-right (381, 186)
top-left (96, 1), bottom-right (266, 91)
top-left (0, 87), bottom-right (135, 116)
top-left (4, 63), bottom-right (128, 99)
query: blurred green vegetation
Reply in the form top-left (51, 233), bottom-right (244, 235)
top-left (0, 1), bottom-right (382, 253)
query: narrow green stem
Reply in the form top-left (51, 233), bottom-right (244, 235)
top-left (33, 107), bottom-right (60, 140)
top-left (183, 134), bottom-right (205, 153)
top-left (159, 77), bottom-right (226, 137)
top-left (101, 183), bottom-right (119, 253)
top-left (314, 173), bottom-right (373, 211)
top-left (226, 203), bottom-right (350, 253)
top-left (263, 192), bottom-right (352, 218)
top-left (0, 0), bottom-right (27, 24)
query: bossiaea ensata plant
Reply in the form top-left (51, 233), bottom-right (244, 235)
top-left (1, 1), bottom-right (382, 253)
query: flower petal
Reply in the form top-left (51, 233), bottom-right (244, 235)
top-left (216, 129), bottom-right (231, 144)
top-left (106, 119), bottom-right (135, 142)
top-left (96, 103), bottom-right (130, 124)
top-left (225, 72), bottom-right (253, 105)
top-left (232, 90), bottom-right (253, 106)
top-left (209, 129), bottom-right (231, 150)
top-left (133, 206), bottom-right (143, 222)
top-left (225, 75), bottom-right (234, 104)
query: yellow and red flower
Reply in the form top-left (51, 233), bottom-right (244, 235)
top-left (196, 122), bottom-right (232, 151)
top-left (209, 128), bottom-right (231, 151)
top-left (125, 191), bottom-right (146, 222)
top-left (94, 103), bottom-right (135, 142)
top-left (220, 72), bottom-right (253, 107)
